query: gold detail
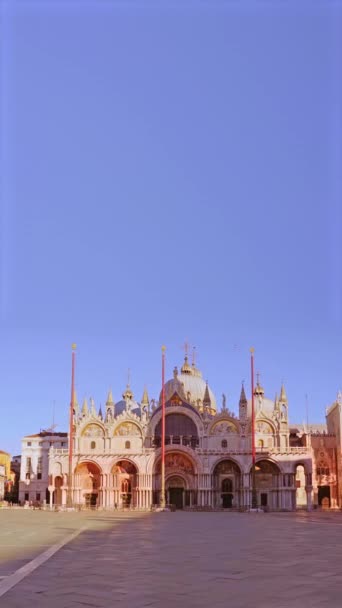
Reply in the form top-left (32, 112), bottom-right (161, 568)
top-left (114, 422), bottom-right (142, 436)
top-left (71, 343), bottom-right (77, 350)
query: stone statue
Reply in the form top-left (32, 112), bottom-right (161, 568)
top-left (222, 393), bottom-right (227, 411)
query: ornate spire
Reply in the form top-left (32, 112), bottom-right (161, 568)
top-left (141, 386), bottom-right (149, 406)
top-left (81, 398), bottom-right (88, 416)
top-left (73, 389), bottom-right (79, 407)
top-left (90, 397), bottom-right (97, 416)
top-left (98, 404), bottom-right (103, 419)
top-left (123, 369), bottom-right (134, 400)
top-left (274, 393), bottom-right (279, 409)
top-left (239, 383), bottom-right (247, 405)
top-left (203, 381), bottom-right (211, 410)
top-left (279, 383), bottom-right (287, 402)
top-left (106, 389), bottom-right (114, 406)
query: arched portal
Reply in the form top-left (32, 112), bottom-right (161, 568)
top-left (154, 452), bottom-right (196, 508)
top-left (74, 462), bottom-right (102, 508)
top-left (166, 475), bottom-right (186, 510)
top-left (251, 459), bottom-right (281, 509)
top-left (213, 460), bottom-right (242, 509)
top-left (111, 460), bottom-right (138, 508)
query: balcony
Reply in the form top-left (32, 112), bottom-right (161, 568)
top-left (258, 446), bottom-right (309, 455)
top-left (152, 436), bottom-right (199, 449)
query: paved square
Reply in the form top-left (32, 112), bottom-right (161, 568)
top-left (1, 510), bottom-right (342, 607)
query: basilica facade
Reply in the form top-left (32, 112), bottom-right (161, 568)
top-left (37, 356), bottom-right (340, 511)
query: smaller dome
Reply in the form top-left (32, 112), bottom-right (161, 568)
top-left (247, 395), bottom-right (275, 418)
top-left (115, 400), bottom-right (141, 418)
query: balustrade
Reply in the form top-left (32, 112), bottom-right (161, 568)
top-left (152, 435), bottom-right (199, 448)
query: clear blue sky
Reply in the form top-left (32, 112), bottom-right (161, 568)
top-left (1, 0), bottom-right (341, 456)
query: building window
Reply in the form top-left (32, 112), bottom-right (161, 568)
top-left (24, 493), bottom-right (29, 502)
top-left (61, 442), bottom-right (66, 447)
top-left (90, 441), bottom-right (96, 449)
top-left (125, 441), bottom-right (131, 449)
top-left (37, 456), bottom-right (43, 480)
top-left (27, 442), bottom-right (32, 446)
top-left (25, 457), bottom-right (32, 479)
top-left (36, 493), bottom-right (40, 501)
top-left (221, 440), bottom-right (227, 449)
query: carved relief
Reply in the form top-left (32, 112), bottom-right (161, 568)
top-left (114, 422), bottom-right (142, 437)
top-left (211, 421), bottom-right (238, 435)
top-left (156, 453), bottom-right (194, 474)
top-left (214, 461), bottom-right (240, 475)
top-left (82, 424), bottom-right (104, 438)
top-left (256, 421), bottom-right (273, 434)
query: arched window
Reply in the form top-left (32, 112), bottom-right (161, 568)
top-left (90, 441), bottom-right (96, 449)
top-left (258, 439), bottom-right (264, 448)
top-left (221, 440), bottom-right (227, 448)
top-left (125, 441), bottom-right (131, 449)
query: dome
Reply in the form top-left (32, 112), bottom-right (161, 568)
top-left (247, 394), bottom-right (275, 418)
top-left (160, 358), bottom-right (217, 413)
top-left (114, 399), bottom-right (141, 418)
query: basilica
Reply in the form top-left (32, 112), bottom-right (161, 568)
top-left (19, 355), bottom-right (341, 511)
top-left (20, 356), bottom-right (334, 510)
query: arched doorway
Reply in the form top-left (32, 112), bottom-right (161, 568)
top-left (251, 460), bottom-right (281, 509)
top-left (154, 452), bottom-right (196, 508)
top-left (74, 462), bottom-right (101, 508)
top-left (111, 460), bottom-right (138, 508)
top-left (213, 460), bottom-right (241, 509)
top-left (315, 458), bottom-right (331, 508)
top-left (166, 475), bottom-right (186, 509)
top-left (221, 478), bottom-right (233, 508)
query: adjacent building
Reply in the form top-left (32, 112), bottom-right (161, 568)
top-left (18, 432), bottom-right (67, 505)
top-left (0, 450), bottom-right (12, 501)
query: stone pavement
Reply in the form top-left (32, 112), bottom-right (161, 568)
top-left (1, 510), bottom-right (342, 607)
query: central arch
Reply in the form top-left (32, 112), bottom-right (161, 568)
top-left (250, 459), bottom-right (281, 509)
top-left (154, 413), bottom-right (199, 448)
top-left (74, 461), bottom-right (102, 508)
top-left (213, 459), bottom-right (242, 509)
top-left (111, 459), bottom-right (138, 508)
top-left (154, 451), bottom-right (197, 508)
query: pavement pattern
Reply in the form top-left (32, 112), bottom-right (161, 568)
top-left (1, 509), bottom-right (342, 608)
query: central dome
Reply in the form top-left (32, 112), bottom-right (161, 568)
top-left (160, 357), bottom-right (217, 414)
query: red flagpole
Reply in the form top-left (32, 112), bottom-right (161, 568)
top-left (67, 343), bottom-right (76, 507)
top-left (250, 347), bottom-right (257, 508)
top-left (160, 345), bottom-right (166, 508)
